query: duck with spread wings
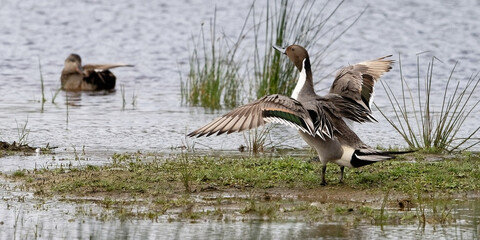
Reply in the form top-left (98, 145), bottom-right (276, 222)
top-left (188, 45), bottom-right (412, 185)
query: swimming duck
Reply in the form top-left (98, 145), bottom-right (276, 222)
top-left (60, 53), bottom-right (133, 91)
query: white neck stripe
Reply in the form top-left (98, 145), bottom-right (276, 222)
top-left (291, 59), bottom-right (306, 100)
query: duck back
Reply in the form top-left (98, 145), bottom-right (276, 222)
top-left (83, 70), bottom-right (116, 91)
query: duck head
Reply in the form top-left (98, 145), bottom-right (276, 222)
top-left (273, 45), bottom-right (310, 72)
top-left (63, 53), bottom-right (84, 74)
top-left (273, 44), bottom-right (315, 100)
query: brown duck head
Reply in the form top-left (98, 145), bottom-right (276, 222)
top-left (63, 53), bottom-right (84, 74)
top-left (273, 45), bottom-right (310, 72)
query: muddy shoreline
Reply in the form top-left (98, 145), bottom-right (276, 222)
top-left (4, 151), bottom-right (479, 224)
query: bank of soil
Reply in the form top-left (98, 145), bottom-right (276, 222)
top-left (0, 141), bottom-right (36, 157)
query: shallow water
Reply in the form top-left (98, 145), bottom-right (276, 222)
top-left (1, 183), bottom-right (479, 240)
top-left (0, 0), bottom-right (479, 238)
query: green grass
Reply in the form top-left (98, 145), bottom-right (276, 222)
top-left (253, 0), bottom-right (365, 98)
top-left (11, 151), bottom-right (480, 223)
top-left (38, 57), bottom-right (46, 112)
top-left (377, 54), bottom-right (480, 153)
top-left (350, 155), bottom-right (480, 193)
top-left (12, 170), bottom-right (26, 177)
top-left (181, 7), bottom-right (243, 110)
top-left (15, 118), bottom-right (30, 147)
top-left (17, 151), bottom-right (480, 196)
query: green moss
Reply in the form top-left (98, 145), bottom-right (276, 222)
top-left (12, 170), bottom-right (26, 177)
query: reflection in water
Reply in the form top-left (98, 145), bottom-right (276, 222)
top-left (0, 174), bottom-right (479, 240)
top-left (298, 224), bottom-right (349, 239)
top-left (0, 201), bottom-right (479, 239)
top-left (64, 90), bottom-right (117, 107)
top-left (65, 91), bottom-right (82, 107)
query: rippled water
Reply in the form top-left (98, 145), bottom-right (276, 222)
top-left (0, 0), bottom-right (479, 238)
top-left (0, 0), bottom-right (479, 152)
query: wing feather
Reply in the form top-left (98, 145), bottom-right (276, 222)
top-left (188, 94), bottom-right (326, 138)
top-left (330, 55), bottom-right (393, 110)
top-left (83, 64), bottom-right (134, 72)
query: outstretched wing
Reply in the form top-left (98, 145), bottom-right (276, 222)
top-left (188, 94), bottom-right (323, 138)
top-left (329, 55), bottom-right (393, 110)
top-left (83, 64), bottom-right (134, 72)
top-left (319, 94), bottom-right (378, 123)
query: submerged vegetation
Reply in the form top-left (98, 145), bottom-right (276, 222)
top-left (181, 0), bottom-right (364, 109)
top-left (377, 55), bottom-right (480, 153)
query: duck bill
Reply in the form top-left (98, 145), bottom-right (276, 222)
top-left (272, 45), bottom-right (286, 54)
top-left (76, 64), bottom-right (83, 74)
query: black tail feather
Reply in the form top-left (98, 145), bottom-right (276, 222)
top-left (351, 149), bottom-right (414, 168)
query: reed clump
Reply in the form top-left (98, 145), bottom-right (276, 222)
top-left (181, 9), bottom-right (243, 110)
top-left (377, 54), bottom-right (480, 152)
top-left (253, 0), bottom-right (363, 99)
top-left (182, 0), bottom-right (364, 109)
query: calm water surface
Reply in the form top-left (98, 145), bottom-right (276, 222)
top-left (0, 177), bottom-right (479, 240)
top-left (0, 0), bottom-right (479, 238)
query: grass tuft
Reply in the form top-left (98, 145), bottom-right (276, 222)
top-left (181, 8), bottom-right (244, 110)
top-left (242, 125), bottom-right (274, 154)
top-left (376, 54), bottom-right (480, 153)
top-left (15, 118), bottom-right (30, 147)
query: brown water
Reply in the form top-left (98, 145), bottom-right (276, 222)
top-left (0, 0), bottom-right (479, 238)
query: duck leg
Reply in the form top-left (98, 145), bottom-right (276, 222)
top-left (321, 164), bottom-right (327, 186)
top-left (339, 166), bottom-right (345, 183)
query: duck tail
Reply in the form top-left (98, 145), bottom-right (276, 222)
top-left (350, 149), bottom-right (415, 168)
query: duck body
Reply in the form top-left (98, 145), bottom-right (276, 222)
top-left (60, 53), bottom-right (132, 91)
top-left (189, 45), bottom-right (412, 185)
